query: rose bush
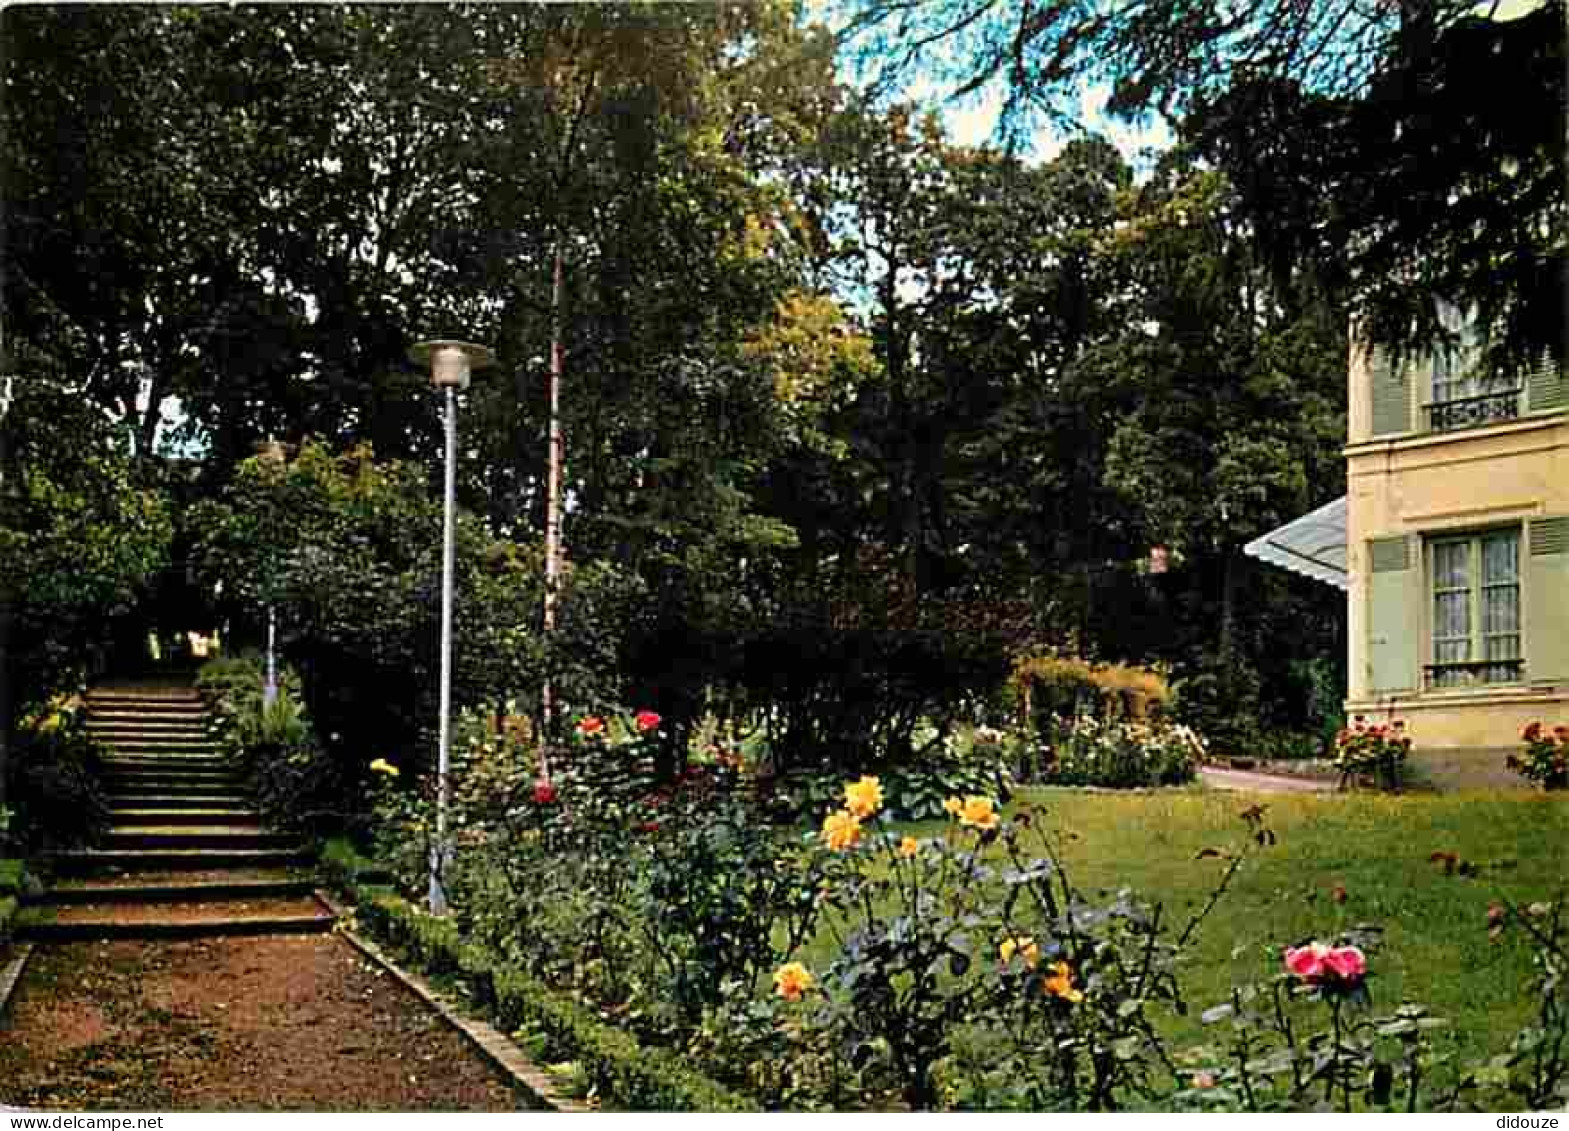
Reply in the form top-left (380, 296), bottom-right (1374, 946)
top-left (1333, 716), bottom-right (1411, 790)
top-left (1507, 722), bottom-right (1568, 790)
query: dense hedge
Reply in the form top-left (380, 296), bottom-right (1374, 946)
top-left (333, 862), bottom-right (756, 1112)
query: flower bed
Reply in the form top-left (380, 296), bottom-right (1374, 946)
top-left (348, 706), bottom-right (1568, 1111)
top-left (1023, 715), bottom-right (1204, 788)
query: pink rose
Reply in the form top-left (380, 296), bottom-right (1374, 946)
top-left (1286, 942), bottom-right (1367, 986)
top-left (1322, 946), bottom-right (1366, 982)
top-left (1284, 943), bottom-right (1330, 979)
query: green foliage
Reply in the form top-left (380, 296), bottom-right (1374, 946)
top-left (318, 835), bottom-right (391, 890)
top-left (191, 442), bottom-right (649, 793)
top-left (0, 859), bottom-right (23, 897)
top-left (1508, 723), bottom-right (1569, 789)
top-left (0, 387), bottom-right (172, 711)
top-left (1332, 717), bottom-right (1412, 791)
top-left (1028, 716), bottom-right (1203, 789)
top-left (198, 654), bottom-right (343, 834)
top-left (5, 694), bottom-right (109, 850)
top-left (1176, 897), bottom-right (1569, 1113)
top-left (346, 885), bottom-right (756, 1112)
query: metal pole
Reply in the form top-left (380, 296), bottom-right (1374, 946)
top-left (431, 384), bottom-right (458, 915)
top-left (263, 605), bottom-right (278, 709)
top-left (539, 242), bottom-right (565, 779)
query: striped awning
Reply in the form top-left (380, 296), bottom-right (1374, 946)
top-left (1243, 496), bottom-right (1348, 590)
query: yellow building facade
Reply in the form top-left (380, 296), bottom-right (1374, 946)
top-left (1344, 338), bottom-right (1568, 749)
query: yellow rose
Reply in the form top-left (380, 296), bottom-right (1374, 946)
top-left (369, 758), bottom-right (400, 778)
top-left (898, 836), bottom-right (920, 858)
top-left (821, 809), bottom-right (863, 852)
top-left (773, 961), bottom-right (814, 1001)
top-left (843, 775), bottom-right (884, 819)
top-left (1043, 960), bottom-right (1085, 1003)
top-left (957, 795), bottom-right (998, 831)
top-left (942, 796), bottom-right (964, 817)
top-left (999, 936), bottom-right (1040, 968)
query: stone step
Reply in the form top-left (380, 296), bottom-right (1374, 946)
top-left (94, 734), bottom-right (218, 747)
top-left (100, 750), bottom-right (225, 764)
top-left (88, 724), bottom-right (216, 741)
top-left (88, 694), bottom-right (206, 706)
top-left (103, 780), bottom-right (247, 796)
top-left (108, 808), bottom-right (261, 826)
top-left (86, 696), bottom-right (204, 709)
top-left (32, 876), bottom-right (316, 905)
top-left (49, 846), bottom-right (313, 873)
top-left (89, 708), bottom-right (211, 722)
top-left (107, 791), bottom-right (251, 804)
top-left (19, 894), bottom-right (335, 941)
top-left (101, 826), bottom-right (299, 851)
top-left (103, 765), bottom-right (243, 781)
top-left (102, 754), bottom-right (229, 768)
top-left (104, 788), bottom-right (251, 804)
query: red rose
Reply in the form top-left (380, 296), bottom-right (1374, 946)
top-left (634, 710), bottom-right (662, 733)
top-left (576, 716), bottom-right (606, 737)
top-left (637, 820), bottom-right (661, 834)
top-left (532, 779), bottom-right (558, 805)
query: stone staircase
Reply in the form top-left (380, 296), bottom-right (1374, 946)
top-left (22, 683), bottom-right (332, 941)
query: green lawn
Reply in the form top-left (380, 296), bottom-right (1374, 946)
top-left (808, 786), bottom-right (1567, 1070)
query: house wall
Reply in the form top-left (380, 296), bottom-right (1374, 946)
top-left (1344, 340), bottom-right (1569, 751)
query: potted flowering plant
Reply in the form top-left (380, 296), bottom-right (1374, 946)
top-left (1332, 716), bottom-right (1411, 792)
top-left (1507, 722), bottom-right (1569, 791)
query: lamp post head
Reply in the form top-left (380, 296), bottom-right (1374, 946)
top-left (410, 340), bottom-right (495, 391)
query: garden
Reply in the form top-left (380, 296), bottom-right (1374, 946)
top-left (2, 1), bottom-right (1565, 1115)
top-left (183, 640), bottom-right (1565, 1113)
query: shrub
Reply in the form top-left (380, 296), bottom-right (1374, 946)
top-left (1332, 717), bottom-right (1411, 791)
top-left (6, 693), bottom-right (109, 850)
top-left (1010, 655), bottom-right (1171, 729)
top-left (1026, 715), bottom-right (1203, 788)
top-left (762, 722), bottom-right (1015, 823)
top-left (1507, 722), bottom-right (1569, 789)
top-left (345, 885), bottom-right (755, 1111)
top-left (199, 654), bottom-right (345, 833)
top-left (741, 780), bottom-right (1271, 1110)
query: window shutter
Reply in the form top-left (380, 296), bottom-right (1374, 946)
top-left (1369, 346), bottom-right (1413, 437)
top-left (1367, 536), bottom-right (1420, 693)
top-left (1527, 517), bottom-right (1569, 685)
top-left (1525, 354), bottom-right (1566, 414)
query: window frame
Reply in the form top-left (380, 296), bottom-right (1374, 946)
top-left (1423, 526), bottom-right (1524, 690)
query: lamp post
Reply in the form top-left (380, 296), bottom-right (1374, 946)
top-left (0, 362), bottom-right (17, 816)
top-left (254, 438), bottom-right (291, 709)
top-left (410, 339), bottom-right (494, 915)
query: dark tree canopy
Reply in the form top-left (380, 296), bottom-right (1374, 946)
top-left (836, 0), bottom-right (1566, 362)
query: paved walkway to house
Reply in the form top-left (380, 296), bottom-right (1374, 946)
top-left (1198, 766), bottom-right (1336, 794)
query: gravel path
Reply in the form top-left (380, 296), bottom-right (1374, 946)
top-left (1198, 766), bottom-right (1336, 794)
top-left (0, 936), bottom-right (527, 1111)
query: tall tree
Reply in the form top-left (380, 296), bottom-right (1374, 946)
top-left (834, 0), bottom-right (1564, 361)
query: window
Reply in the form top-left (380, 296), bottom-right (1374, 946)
top-left (1425, 302), bottom-right (1521, 431)
top-left (1427, 529), bottom-right (1522, 688)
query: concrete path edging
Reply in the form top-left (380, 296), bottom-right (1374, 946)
top-left (316, 890), bottom-right (589, 1114)
top-left (0, 943), bottom-right (36, 1020)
